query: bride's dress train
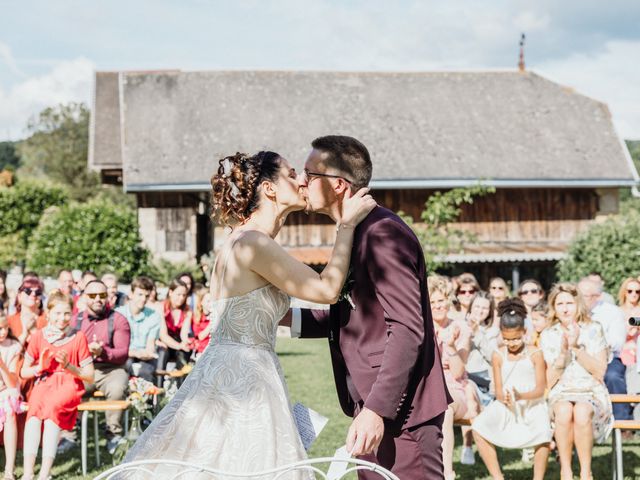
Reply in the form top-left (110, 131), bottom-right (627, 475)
top-left (120, 281), bottom-right (313, 479)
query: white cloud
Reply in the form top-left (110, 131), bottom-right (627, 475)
top-left (0, 57), bottom-right (94, 140)
top-left (536, 40), bottom-right (640, 139)
top-left (0, 41), bottom-right (26, 78)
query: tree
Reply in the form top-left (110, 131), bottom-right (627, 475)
top-left (400, 185), bottom-right (496, 272)
top-left (27, 201), bottom-right (150, 282)
top-left (0, 141), bottom-right (21, 171)
top-left (18, 103), bottom-right (100, 201)
top-left (0, 181), bottom-right (68, 267)
top-left (557, 210), bottom-right (640, 293)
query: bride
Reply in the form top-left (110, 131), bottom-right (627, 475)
top-left (120, 151), bottom-right (376, 479)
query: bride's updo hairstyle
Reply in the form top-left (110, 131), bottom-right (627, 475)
top-left (210, 151), bottom-right (282, 226)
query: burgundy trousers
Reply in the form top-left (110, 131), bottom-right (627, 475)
top-left (357, 412), bottom-right (445, 479)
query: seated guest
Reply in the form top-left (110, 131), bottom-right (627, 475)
top-left (0, 270), bottom-right (8, 315)
top-left (540, 283), bottom-right (612, 480)
top-left (518, 279), bottom-right (545, 318)
top-left (587, 272), bottom-right (615, 305)
top-left (73, 271), bottom-right (97, 314)
top-left (157, 279), bottom-right (193, 373)
top-left (578, 278), bottom-right (628, 421)
top-left (71, 280), bottom-right (130, 452)
top-left (21, 291), bottom-right (94, 480)
top-left (466, 291), bottom-right (498, 403)
top-left (118, 276), bottom-right (161, 383)
top-left (529, 301), bottom-right (550, 347)
top-left (472, 299), bottom-right (552, 480)
top-left (102, 273), bottom-right (127, 309)
top-left (0, 312), bottom-right (24, 479)
top-left (7, 279), bottom-right (47, 348)
top-left (620, 277), bottom-right (640, 420)
top-left (429, 275), bottom-right (481, 478)
top-left (489, 277), bottom-right (510, 324)
top-left (192, 286), bottom-right (212, 359)
top-left (177, 272), bottom-right (197, 312)
top-left (451, 273), bottom-right (480, 321)
top-left (56, 269), bottom-right (77, 297)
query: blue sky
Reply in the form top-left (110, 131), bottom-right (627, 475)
top-left (1, 0), bottom-right (639, 140)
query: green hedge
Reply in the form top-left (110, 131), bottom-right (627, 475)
top-left (0, 181), bottom-right (68, 237)
top-left (27, 201), bottom-right (150, 282)
top-left (557, 211), bottom-right (640, 293)
top-left (0, 181), bottom-right (68, 267)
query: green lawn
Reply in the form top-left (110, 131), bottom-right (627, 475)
top-left (3, 338), bottom-right (640, 478)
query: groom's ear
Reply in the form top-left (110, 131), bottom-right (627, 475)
top-left (334, 178), bottom-right (351, 196)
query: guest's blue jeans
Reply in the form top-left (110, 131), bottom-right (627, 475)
top-left (605, 356), bottom-right (632, 420)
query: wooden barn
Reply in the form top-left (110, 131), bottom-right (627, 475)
top-left (89, 70), bottom-right (639, 288)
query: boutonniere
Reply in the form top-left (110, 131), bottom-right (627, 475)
top-left (338, 268), bottom-right (356, 310)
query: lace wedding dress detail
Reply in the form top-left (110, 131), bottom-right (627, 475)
top-left (121, 241), bottom-right (313, 479)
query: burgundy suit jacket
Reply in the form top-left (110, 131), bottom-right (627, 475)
top-left (301, 206), bottom-right (452, 432)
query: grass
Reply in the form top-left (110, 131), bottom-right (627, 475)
top-left (3, 337), bottom-right (640, 478)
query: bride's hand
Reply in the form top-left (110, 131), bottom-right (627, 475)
top-left (340, 188), bottom-right (376, 227)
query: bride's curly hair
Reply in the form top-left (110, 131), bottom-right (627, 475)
top-left (210, 151), bottom-right (282, 226)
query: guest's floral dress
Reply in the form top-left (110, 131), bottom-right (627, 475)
top-left (540, 321), bottom-right (613, 443)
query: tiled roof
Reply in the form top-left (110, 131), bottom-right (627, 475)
top-left (89, 70), bottom-right (638, 190)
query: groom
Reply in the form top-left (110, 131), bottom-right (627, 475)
top-left (292, 135), bottom-right (452, 478)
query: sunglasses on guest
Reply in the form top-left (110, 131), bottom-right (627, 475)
top-left (22, 288), bottom-right (42, 296)
top-left (458, 288), bottom-right (476, 296)
top-left (86, 292), bottom-right (108, 300)
top-left (520, 288), bottom-right (540, 295)
top-left (628, 289), bottom-right (640, 295)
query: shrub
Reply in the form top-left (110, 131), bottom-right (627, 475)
top-left (27, 201), bottom-right (150, 282)
top-left (0, 181), bottom-right (68, 237)
top-left (145, 258), bottom-right (205, 286)
top-left (557, 211), bottom-right (640, 293)
top-left (0, 181), bottom-right (68, 267)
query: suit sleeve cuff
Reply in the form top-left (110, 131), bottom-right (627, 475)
top-left (291, 308), bottom-right (302, 338)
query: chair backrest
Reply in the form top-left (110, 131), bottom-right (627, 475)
top-left (92, 457), bottom-right (401, 480)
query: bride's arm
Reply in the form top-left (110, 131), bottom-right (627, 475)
top-left (241, 225), bottom-right (356, 304)
top-left (243, 189), bottom-right (375, 304)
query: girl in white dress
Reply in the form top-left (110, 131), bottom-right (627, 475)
top-left (472, 298), bottom-right (552, 480)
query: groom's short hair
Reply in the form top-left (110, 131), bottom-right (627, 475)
top-left (311, 135), bottom-right (372, 190)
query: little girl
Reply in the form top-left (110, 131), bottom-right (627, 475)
top-left (0, 313), bottom-right (24, 480)
top-left (472, 298), bottom-right (552, 480)
top-left (20, 291), bottom-right (94, 480)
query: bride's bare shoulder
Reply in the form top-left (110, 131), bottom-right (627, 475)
top-left (233, 230), bottom-right (281, 264)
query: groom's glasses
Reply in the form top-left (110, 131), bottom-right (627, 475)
top-left (303, 169), bottom-right (352, 185)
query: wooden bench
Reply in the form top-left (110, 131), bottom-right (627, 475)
top-left (454, 418), bottom-right (472, 427)
top-left (610, 394), bottom-right (640, 480)
top-left (78, 400), bottom-right (130, 476)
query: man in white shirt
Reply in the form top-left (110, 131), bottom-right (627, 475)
top-left (587, 272), bottom-right (616, 305)
top-left (579, 278), bottom-right (629, 420)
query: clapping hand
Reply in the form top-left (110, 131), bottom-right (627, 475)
top-left (340, 188), bottom-right (377, 227)
top-left (566, 323), bottom-right (580, 349)
top-left (88, 334), bottom-right (104, 357)
top-left (55, 350), bottom-right (69, 368)
top-left (39, 348), bottom-right (54, 372)
top-left (446, 325), bottom-right (460, 349)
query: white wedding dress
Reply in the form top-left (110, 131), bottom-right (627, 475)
top-left (121, 245), bottom-right (313, 479)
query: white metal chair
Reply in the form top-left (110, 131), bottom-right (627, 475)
top-left (93, 458), bottom-right (400, 479)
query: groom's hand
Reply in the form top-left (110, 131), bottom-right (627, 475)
top-left (346, 407), bottom-right (384, 456)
